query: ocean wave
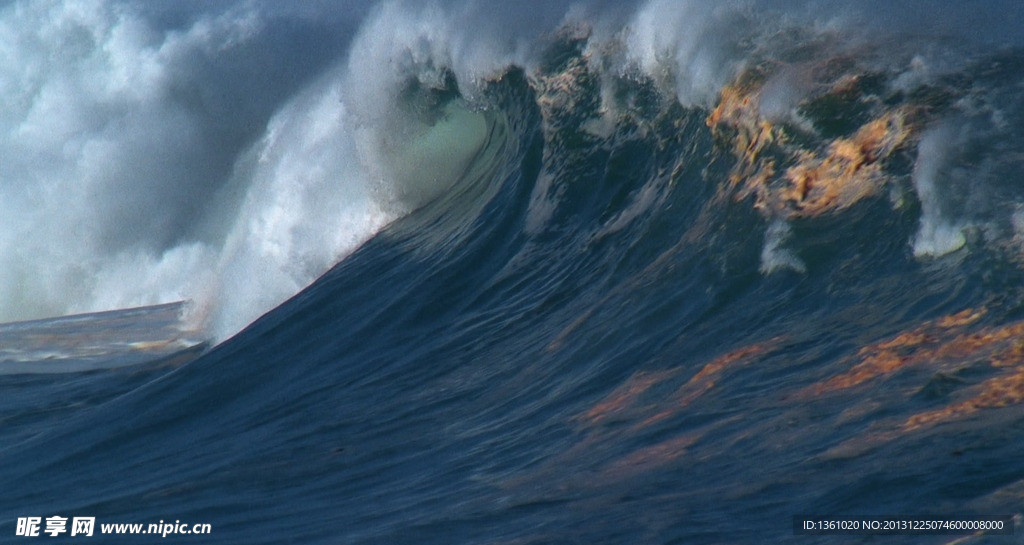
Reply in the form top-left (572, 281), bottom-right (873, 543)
top-left (5, 2), bottom-right (1024, 544)
top-left (1, 0), bottom-right (1022, 338)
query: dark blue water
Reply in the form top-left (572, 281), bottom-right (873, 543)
top-left (4, 2), bottom-right (1024, 544)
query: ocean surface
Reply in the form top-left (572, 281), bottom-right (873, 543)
top-left (2, 1), bottom-right (1024, 543)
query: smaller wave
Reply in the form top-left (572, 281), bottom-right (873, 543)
top-left (0, 302), bottom-right (205, 374)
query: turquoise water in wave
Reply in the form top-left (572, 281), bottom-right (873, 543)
top-left (3, 2), bottom-right (1024, 544)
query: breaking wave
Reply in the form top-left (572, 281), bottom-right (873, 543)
top-left (4, 2), bottom-right (1024, 542)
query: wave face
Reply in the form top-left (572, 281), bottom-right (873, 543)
top-left (4, 1), bottom-right (1024, 543)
